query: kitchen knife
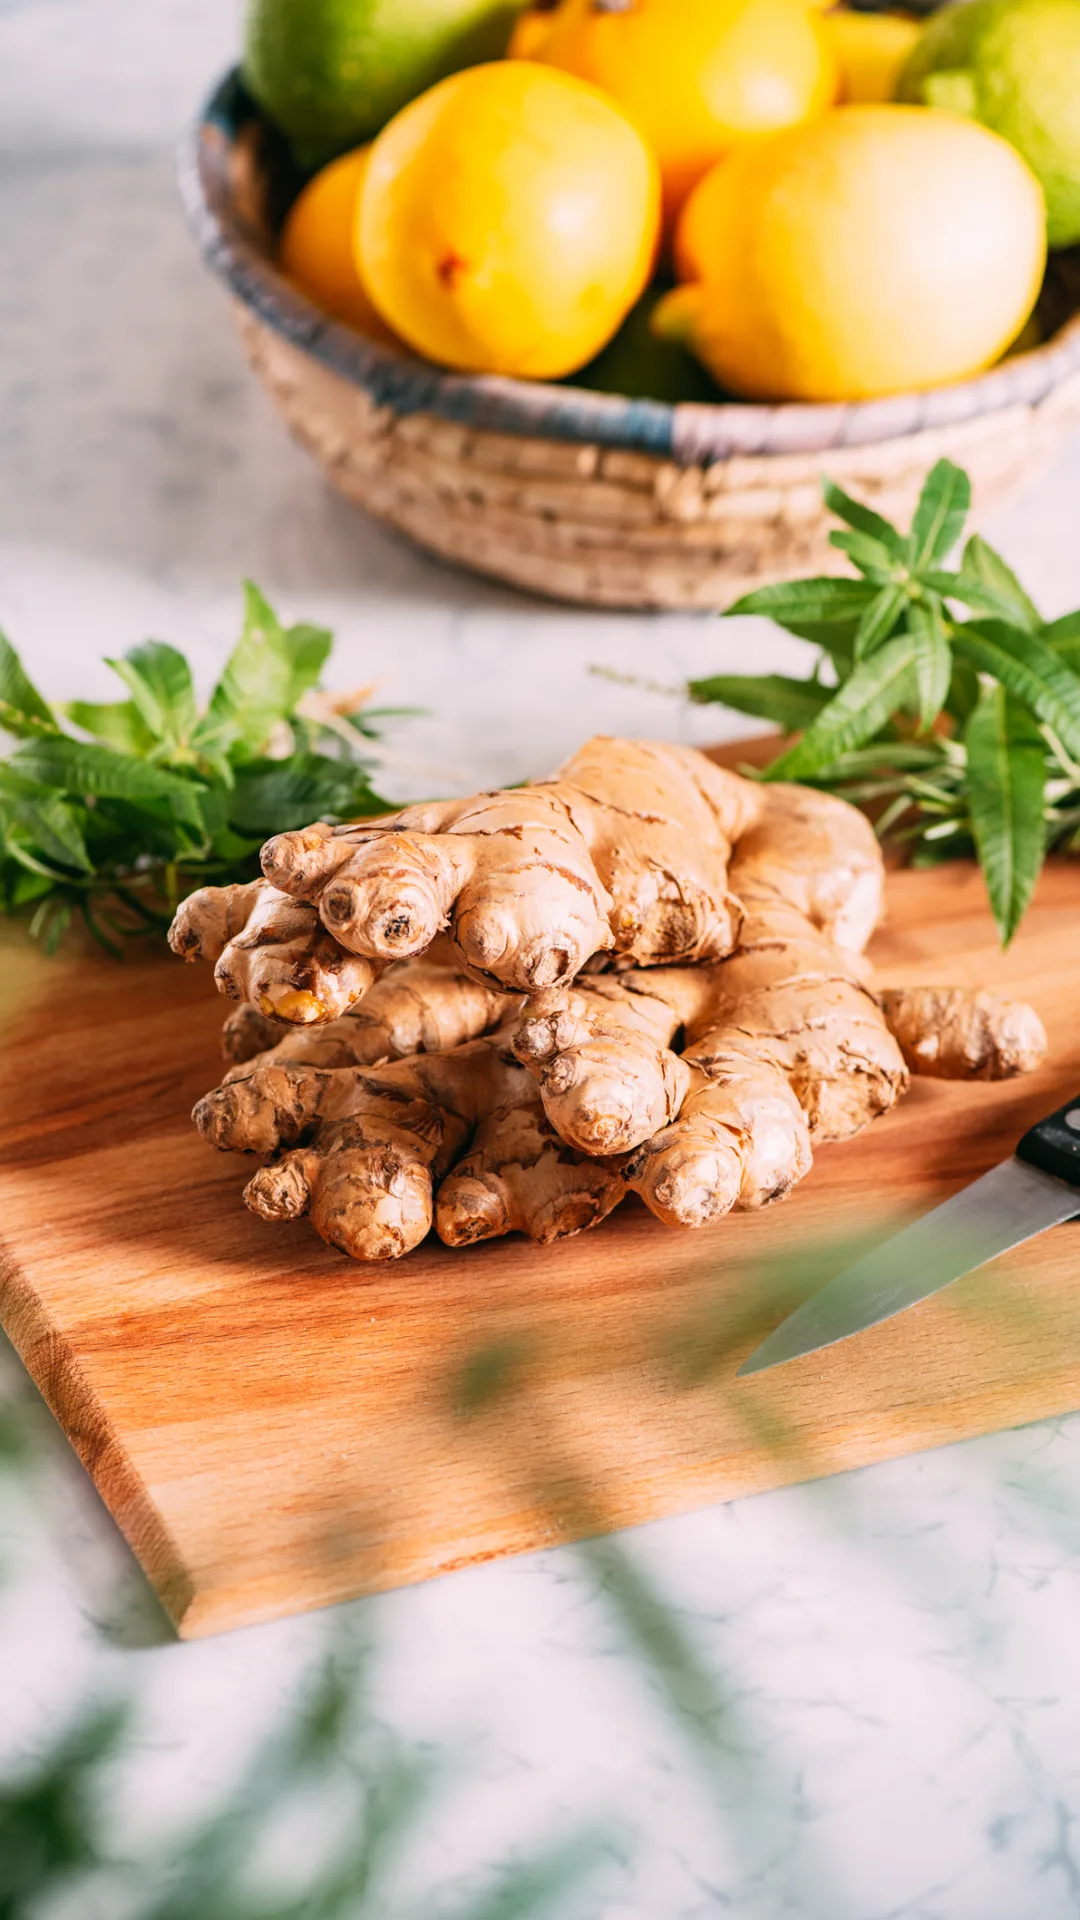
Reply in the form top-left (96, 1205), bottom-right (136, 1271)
top-left (737, 1093), bottom-right (1080, 1377)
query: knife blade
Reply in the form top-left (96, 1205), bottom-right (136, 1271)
top-left (737, 1092), bottom-right (1080, 1378)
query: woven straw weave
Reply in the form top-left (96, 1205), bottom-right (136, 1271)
top-left (237, 307), bottom-right (1080, 610)
top-left (182, 71), bottom-right (1080, 611)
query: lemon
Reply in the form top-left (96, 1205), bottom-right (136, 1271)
top-left (506, 6), bottom-right (555, 57)
top-left (823, 10), bottom-right (922, 103)
top-left (654, 106), bottom-right (1046, 403)
top-left (899, 0), bottom-right (1080, 249)
top-left (279, 148), bottom-right (399, 341)
top-left (673, 158), bottom-right (729, 284)
top-left (244, 0), bottom-right (522, 168)
top-left (525, 0), bottom-right (838, 220)
top-left (357, 62), bottom-right (661, 379)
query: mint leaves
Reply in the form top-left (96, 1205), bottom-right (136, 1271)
top-left (0, 584), bottom-right (390, 955)
top-left (689, 460), bottom-right (1080, 946)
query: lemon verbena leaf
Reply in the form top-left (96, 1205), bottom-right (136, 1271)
top-left (907, 459), bottom-right (972, 570)
top-left (686, 673), bottom-right (833, 733)
top-left (1042, 608), bottom-right (1080, 674)
top-left (0, 633), bottom-right (59, 737)
top-left (854, 583), bottom-right (908, 658)
top-left (952, 620), bottom-right (1080, 762)
top-left (9, 735), bottom-right (205, 828)
top-left (763, 633), bottom-right (917, 781)
top-left (106, 641), bottom-right (198, 751)
top-left (821, 478), bottom-right (904, 554)
top-left (964, 684), bottom-right (1047, 946)
top-left (724, 577), bottom-right (876, 634)
top-left (908, 598), bottom-right (952, 730)
top-left (945, 534), bottom-right (1040, 630)
top-left (829, 527), bottom-right (896, 581)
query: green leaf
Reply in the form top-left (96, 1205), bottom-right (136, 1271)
top-left (944, 534), bottom-right (1040, 629)
top-left (764, 632), bottom-right (918, 780)
top-left (952, 620), bottom-right (1080, 762)
top-left (725, 576), bottom-right (877, 631)
top-left (9, 735), bottom-right (206, 827)
top-left (227, 754), bottom-right (385, 837)
top-left (907, 459), bottom-right (971, 570)
top-left (854, 583), bottom-right (908, 658)
top-left (198, 584), bottom-right (333, 760)
top-left (1043, 608), bottom-right (1080, 674)
top-left (4, 791), bottom-right (92, 874)
top-left (106, 641), bottom-right (197, 749)
top-left (944, 656), bottom-right (981, 727)
top-left (908, 597), bottom-right (952, 730)
top-left (829, 527), bottom-right (897, 581)
top-left (686, 673), bottom-right (833, 732)
top-left (63, 698), bottom-right (157, 755)
top-left (964, 683), bottom-right (1047, 944)
top-left (821, 478), bottom-right (904, 554)
top-left (0, 633), bottom-right (59, 737)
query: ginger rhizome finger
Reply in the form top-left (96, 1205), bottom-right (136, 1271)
top-left (171, 737), bottom-right (760, 1021)
top-left (517, 785), bottom-right (901, 1171)
top-left (219, 954), bottom-right (519, 1078)
top-left (169, 878), bottom-right (380, 1022)
top-left (879, 987), bottom-right (1047, 1079)
top-left (199, 1028), bottom-right (624, 1262)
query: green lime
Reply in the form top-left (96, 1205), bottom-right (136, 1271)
top-left (243, 0), bottom-right (523, 169)
top-left (567, 292), bottom-right (726, 405)
top-left (898, 0), bottom-right (1080, 249)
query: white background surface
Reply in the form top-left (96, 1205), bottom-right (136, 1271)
top-left (4, 5), bottom-right (1080, 1914)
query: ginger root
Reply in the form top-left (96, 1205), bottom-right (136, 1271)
top-left (878, 987), bottom-right (1047, 1080)
top-left (219, 953), bottom-right (519, 1075)
top-left (169, 878), bottom-right (380, 1023)
top-left (514, 783), bottom-right (1047, 1232)
top-left (170, 737), bottom-right (759, 1015)
top-left (181, 738), bottom-right (1049, 1265)
top-left (199, 1029), bottom-right (623, 1261)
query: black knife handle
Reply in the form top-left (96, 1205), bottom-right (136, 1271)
top-left (1016, 1096), bottom-right (1080, 1188)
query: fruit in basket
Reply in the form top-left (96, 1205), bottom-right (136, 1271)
top-left (356, 62), bottom-right (660, 378)
top-left (568, 290), bottom-right (724, 403)
top-left (653, 105), bottom-right (1046, 403)
top-left (514, 0), bottom-right (839, 219)
top-left (243, 0), bottom-right (522, 168)
top-left (898, 0), bottom-right (1080, 249)
top-left (279, 147), bottom-right (399, 341)
top-left (506, 5), bottom-right (555, 58)
top-left (823, 9), bottom-right (922, 103)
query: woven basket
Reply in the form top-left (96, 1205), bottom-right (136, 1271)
top-left (181, 70), bottom-right (1080, 611)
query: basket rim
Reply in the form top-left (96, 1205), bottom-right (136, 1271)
top-left (179, 65), bottom-right (1080, 468)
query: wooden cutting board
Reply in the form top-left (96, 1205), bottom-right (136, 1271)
top-left (3, 860), bottom-right (1080, 1639)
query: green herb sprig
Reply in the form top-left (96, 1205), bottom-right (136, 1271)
top-left (689, 459), bottom-right (1080, 945)
top-left (0, 583), bottom-right (394, 956)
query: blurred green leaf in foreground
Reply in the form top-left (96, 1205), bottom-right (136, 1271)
top-left (0, 584), bottom-right (395, 958)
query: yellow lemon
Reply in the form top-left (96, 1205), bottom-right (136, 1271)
top-left (654, 105), bottom-right (1046, 402)
top-left (529, 0), bottom-right (838, 220)
top-left (279, 147), bottom-right (399, 343)
top-left (673, 159), bottom-right (729, 284)
top-left (506, 5), bottom-right (555, 57)
top-left (357, 62), bottom-right (660, 378)
top-left (823, 9), bottom-right (922, 103)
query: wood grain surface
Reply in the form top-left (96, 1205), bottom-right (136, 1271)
top-left (3, 861), bottom-right (1080, 1639)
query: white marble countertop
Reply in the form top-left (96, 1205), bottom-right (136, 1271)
top-left (4, 6), bottom-right (1080, 1915)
